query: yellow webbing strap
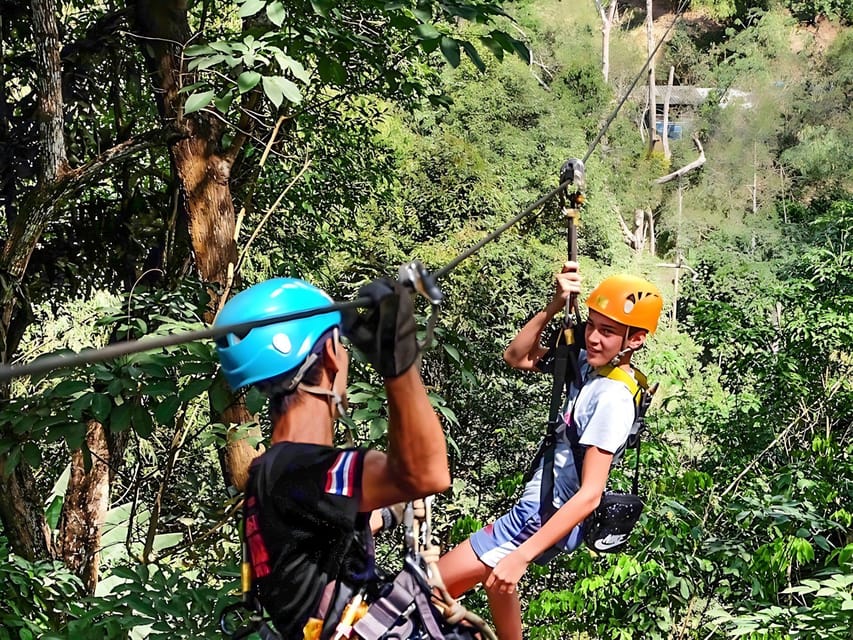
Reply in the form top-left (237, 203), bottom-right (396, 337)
top-left (597, 364), bottom-right (648, 406)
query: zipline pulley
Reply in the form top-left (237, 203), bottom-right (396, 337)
top-left (556, 158), bottom-right (585, 390)
top-left (398, 260), bottom-right (443, 350)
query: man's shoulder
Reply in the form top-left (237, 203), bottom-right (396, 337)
top-left (256, 442), bottom-right (361, 466)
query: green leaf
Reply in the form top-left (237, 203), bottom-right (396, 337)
top-left (415, 23), bottom-right (441, 40)
top-left (266, 0), bottom-right (286, 26)
top-left (53, 380), bottom-right (88, 396)
top-left (262, 75), bottom-right (302, 107)
top-left (70, 392), bottom-right (93, 420)
top-left (412, 5), bottom-right (431, 22)
top-left (275, 52), bottom-right (310, 84)
top-left (91, 394), bottom-right (111, 422)
top-left (238, 0), bottom-right (265, 18)
top-left (440, 37), bottom-right (461, 68)
top-left (188, 54), bottom-right (226, 72)
top-left (246, 387), bottom-right (267, 415)
top-left (21, 441), bottom-right (42, 468)
top-left (310, 0), bottom-right (333, 18)
top-left (209, 383), bottom-right (232, 413)
top-left (180, 377), bottom-right (213, 402)
top-left (479, 36), bottom-right (504, 61)
top-left (237, 71), bottom-right (262, 94)
top-left (510, 38), bottom-right (531, 63)
top-left (64, 423), bottom-right (87, 450)
top-left (214, 91), bottom-right (235, 114)
top-left (460, 41), bottom-right (485, 72)
top-left (132, 406), bottom-right (154, 438)
top-left (45, 495), bottom-right (64, 530)
top-left (420, 37), bottom-right (440, 54)
top-left (184, 90), bottom-right (215, 114)
top-left (110, 403), bottom-right (133, 433)
top-left (143, 380), bottom-right (178, 397)
top-left (317, 57), bottom-right (347, 85)
top-left (369, 417), bottom-right (388, 440)
top-left (154, 395), bottom-right (182, 425)
top-left (183, 44), bottom-right (214, 56)
top-left (110, 566), bottom-right (139, 582)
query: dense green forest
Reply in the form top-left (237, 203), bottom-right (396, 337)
top-left (0, 0), bottom-right (851, 638)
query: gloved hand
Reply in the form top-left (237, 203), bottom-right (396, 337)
top-left (343, 279), bottom-right (419, 378)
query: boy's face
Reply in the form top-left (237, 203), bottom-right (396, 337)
top-left (584, 310), bottom-right (630, 368)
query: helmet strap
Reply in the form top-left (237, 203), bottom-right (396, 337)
top-left (609, 327), bottom-right (634, 367)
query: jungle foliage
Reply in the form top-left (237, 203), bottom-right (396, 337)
top-left (1, 0), bottom-right (851, 639)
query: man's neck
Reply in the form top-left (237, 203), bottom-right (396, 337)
top-left (271, 395), bottom-right (335, 446)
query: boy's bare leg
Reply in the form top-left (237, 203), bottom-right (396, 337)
top-left (485, 588), bottom-right (523, 640)
top-left (437, 539), bottom-right (524, 639)
top-left (436, 539), bottom-right (490, 598)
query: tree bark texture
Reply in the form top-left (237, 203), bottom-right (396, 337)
top-left (56, 421), bottom-right (111, 593)
top-left (0, 0), bottom-right (71, 568)
top-left (31, 0), bottom-right (68, 185)
top-left (0, 458), bottom-right (53, 560)
top-left (133, 0), bottom-right (261, 493)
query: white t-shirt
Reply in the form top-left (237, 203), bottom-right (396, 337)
top-left (520, 351), bottom-right (636, 511)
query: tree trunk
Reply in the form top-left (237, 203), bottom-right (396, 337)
top-left (646, 0), bottom-right (657, 155)
top-left (662, 65), bottom-right (674, 160)
top-left (133, 0), bottom-right (261, 494)
top-left (0, 459), bottom-right (53, 560)
top-left (56, 421), bottom-right (111, 593)
top-left (646, 209), bottom-right (656, 255)
top-left (0, 0), bottom-right (70, 567)
top-left (597, 1), bottom-right (618, 84)
top-left (32, 0), bottom-right (68, 185)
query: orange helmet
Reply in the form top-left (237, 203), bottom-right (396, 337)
top-left (586, 275), bottom-right (663, 334)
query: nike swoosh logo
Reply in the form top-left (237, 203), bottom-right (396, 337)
top-left (594, 533), bottom-right (628, 550)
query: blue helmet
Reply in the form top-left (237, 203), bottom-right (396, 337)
top-left (214, 278), bottom-right (342, 390)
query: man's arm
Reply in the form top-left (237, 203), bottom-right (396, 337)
top-left (346, 280), bottom-right (451, 512)
top-left (360, 367), bottom-right (450, 512)
top-left (503, 261), bottom-right (581, 371)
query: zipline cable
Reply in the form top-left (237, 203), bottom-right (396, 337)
top-left (0, 3), bottom-right (688, 384)
top-left (0, 299), bottom-right (371, 382)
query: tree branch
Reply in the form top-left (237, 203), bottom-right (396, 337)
top-left (654, 134), bottom-right (706, 184)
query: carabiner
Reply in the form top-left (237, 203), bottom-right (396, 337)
top-left (398, 260), bottom-right (443, 350)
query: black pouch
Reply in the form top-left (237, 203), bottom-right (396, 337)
top-left (583, 491), bottom-right (644, 553)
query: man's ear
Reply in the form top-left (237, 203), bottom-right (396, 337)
top-left (323, 338), bottom-right (340, 375)
top-left (627, 329), bottom-right (648, 351)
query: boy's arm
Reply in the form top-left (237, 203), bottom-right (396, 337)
top-left (484, 446), bottom-right (612, 593)
top-left (503, 261), bottom-right (581, 371)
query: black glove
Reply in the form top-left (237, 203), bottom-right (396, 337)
top-left (344, 279), bottom-right (419, 378)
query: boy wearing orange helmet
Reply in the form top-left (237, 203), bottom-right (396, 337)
top-left (436, 262), bottom-right (663, 640)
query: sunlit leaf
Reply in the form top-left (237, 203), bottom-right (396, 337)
top-left (183, 90), bottom-right (215, 114)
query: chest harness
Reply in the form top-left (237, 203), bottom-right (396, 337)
top-left (527, 331), bottom-right (657, 549)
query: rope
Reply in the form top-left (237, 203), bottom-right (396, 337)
top-left (0, 1), bottom-right (689, 385)
top-left (410, 498), bottom-right (499, 640)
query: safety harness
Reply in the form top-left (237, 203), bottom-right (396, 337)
top-left (220, 496), bottom-right (494, 640)
top-left (528, 341), bottom-right (657, 554)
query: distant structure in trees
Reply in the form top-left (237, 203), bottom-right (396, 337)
top-left (635, 85), bottom-right (754, 142)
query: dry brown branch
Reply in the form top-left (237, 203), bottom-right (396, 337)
top-left (654, 134), bottom-right (706, 184)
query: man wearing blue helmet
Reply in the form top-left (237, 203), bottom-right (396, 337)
top-left (215, 277), bottom-right (450, 640)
